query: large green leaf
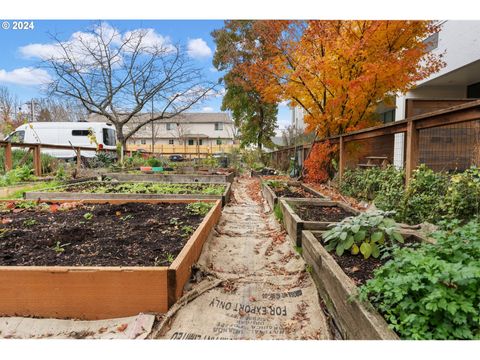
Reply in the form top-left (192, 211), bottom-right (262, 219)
top-left (360, 242), bottom-right (372, 259)
top-left (392, 231), bottom-right (404, 243)
top-left (351, 224), bottom-right (361, 233)
top-left (371, 231), bottom-right (384, 243)
top-left (354, 230), bottom-right (366, 242)
top-left (336, 243), bottom-right (345, 256)
top-left (344, 235), bottom-right (355, 249)
top-left (339, 232), bottom-right (348, 241)
top-left (351, 243), bottom-right (359, 255)
top-left (371, 243), bottom-right (380, 258)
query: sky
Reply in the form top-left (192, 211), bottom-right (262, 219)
top-left (0, 20), bottom-right (292, 133)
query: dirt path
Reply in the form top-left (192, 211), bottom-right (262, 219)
top-left (154, 176), bottom-right (331, 340)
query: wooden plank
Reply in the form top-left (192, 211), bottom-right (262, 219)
top-left (33, 145), bottom-right (42, 177)
top-left (0, 267), bottom-right (168, 320)
top-left (339, 136), bottom-right (345, 181)
top-left (405, 120), bottom-right (419, 185)
top-left (4, 142), bottom-right (12, 172)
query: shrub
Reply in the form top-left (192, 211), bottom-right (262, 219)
top-left (359, 220), bottom-right (480, 339)
top-left (339, 165), bottom-right (405, 207)
top-left (304, 141), bottom-right (338, 183)
top-left (0, 166), bottom-right (33, 186)
top-left (399, 164), bottom-right (448, 224)
top-left (322, 210), bottom-right (403, 259)
top-left (441, 166), bottom-right (480, 222)
top-left (146, 157), bottom-right (163, 167)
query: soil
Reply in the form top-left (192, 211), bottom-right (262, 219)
top-left (0, 202), bottom-right (206, 266)
top-left (293, 204), bottom-right (355, 222)
top-left (272, 185), bottom-right (317, 199)
top-left (313, 233), bottom-right (419, 286)
top-left (45, 182), bottom-right (225, 195)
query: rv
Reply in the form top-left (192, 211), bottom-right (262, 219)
top-left (4, 122), bottom-right (117, 159)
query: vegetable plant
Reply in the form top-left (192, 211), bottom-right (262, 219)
top-left (83, 212), bottom-right (94, 220)
top-left (322, 210), bottom-right (404, 259)
top-left (359, 220), bottom-right (480, 340)
top-left (186, 202), bottom-right (214, 216)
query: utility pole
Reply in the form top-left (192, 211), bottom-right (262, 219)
top-left (151, 97), bottom-right (155, 153)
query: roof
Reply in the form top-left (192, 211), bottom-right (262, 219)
top-left (88, 112), bottom-right (232, 124)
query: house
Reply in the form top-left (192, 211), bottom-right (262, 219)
top-left (391, 20), bottom-right (480, 169)
top-left (88, 112), bottom-right (237, 154)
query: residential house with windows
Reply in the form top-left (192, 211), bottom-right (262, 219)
top-left (88, 112), bottom-right (236, 153)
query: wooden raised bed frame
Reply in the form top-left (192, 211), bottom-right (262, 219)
top-left (301, 230), bottom-right (398, 340)
top-left (0, 199), bottom-right (222, 320)
top-left (24, 181), bottom-right (232, 207)
top-left (260, 181), bottom-right (328, 210)
top-left (279, 198), bottom-right (359, 247)
top-left (103, 172), bottom-right (235, 184)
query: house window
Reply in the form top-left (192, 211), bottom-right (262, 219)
top-left (166, 123), bottom-right (177, 131)
top-left (188, 139), bottom-right (194, 145)
top-left (380, 109), bottom-right (395, 124)
top-left (467, 82), bottom-right (480, 98)
top-left (141, 139), bottom-right (146, 145)
top-left (423, 32), bottom-right (439, 52)
top-left (72, 130), bottom-right (91, 136)
top-left (214, 122), bottom-right (223, 131)
top-left (199, 139), bottom-right (203, 145)
top-left (168, 139), bottom-right (174, 145)
top-left (216, 139), bottom-right (222, 145)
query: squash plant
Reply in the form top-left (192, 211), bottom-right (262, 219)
top-left (322, 210), bottom-right (404, 259)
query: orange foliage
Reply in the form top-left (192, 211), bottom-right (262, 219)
top-left (304, 141), bottom-right (338, 183)
top-left (230, 20), bottom-right (445, 138)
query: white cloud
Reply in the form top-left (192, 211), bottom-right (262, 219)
top-left (19, 22), bottom-right (173, 63)
top-left (0, 67), bottom-right (52, 86)
top-left (201, 106), bottom-right (214, 112)
top-left (209, 66), bottom-right (219, 73)
top-left (187, 38), bottom-right (212, 58)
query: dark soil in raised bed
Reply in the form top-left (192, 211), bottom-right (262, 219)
top-left (272, 185), bottom-right (318, 199)
top-left (0, 202), bottom-right (206, 267)
top-left (293, 204), bottom-right (355, 222)
top-left (313, 233), bottom-right (419, 286)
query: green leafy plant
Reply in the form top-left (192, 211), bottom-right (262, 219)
top-left (146, 157), bottom-right (163, 167)
top-left (181, 225), bottom-right (195, 236)
top-left (323, 210), bottom-right (404, 259)
top-left (274, 203), bottom-right (283, 222)
top-left (23, 219), bottom-right (37, 227)
top-left (53, 241), bottom-right (70, 254)
top-left (441, 166), bottom-right (480, 222)
top-left (120, 214), bottom-right (134, 221)
top-left (165, 253), bottom-right (175, 264)
top-left (359, 220), bottom-right (480, 339)
top-left (169, 217), bottom-right (181, 226)
top-left (186, 202), bottom-right (214, 216)
top-left (83, 212), bottom-right (94, 220)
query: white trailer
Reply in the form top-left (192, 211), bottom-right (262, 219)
top-left (4, 122), bottom-right (117, 159)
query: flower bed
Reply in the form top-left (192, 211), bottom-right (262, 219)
top-left (0, 199), bottom-right (222, 320)
top-left (24, 181), bottom-right (231, 206)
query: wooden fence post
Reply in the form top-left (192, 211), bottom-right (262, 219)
top-left (76, 147), bottom-right (82, 173)
top-left (5, 143), bottom-right (13, 172)
top-left (405, 120), bottom-right (419, 186)
top-left (33, 145), bottom-right (42, 177)
top-left (339, 136), bottom-right (345, 182)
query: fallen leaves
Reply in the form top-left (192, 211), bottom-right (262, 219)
top-left (117, 323), bottom-right (128, 332)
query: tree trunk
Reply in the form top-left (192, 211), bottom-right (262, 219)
top-left (115, 123), bottom-right (126, 164)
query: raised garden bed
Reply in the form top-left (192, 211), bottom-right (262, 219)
top-left (104, 172), bottom-right (235, 184)
top-left (0, 199), bottom-right (222, 320)
top-left (279, 198), bottom-right (359, 247)
top-left (24, 181), bottom-right (232, 206)
top-left (302, 229), bottom-right (429, 339)
top-left (261, 181), bottom-right (327, 210)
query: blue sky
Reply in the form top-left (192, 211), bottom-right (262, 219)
top-left (0, 20), bottom-right (291, 132)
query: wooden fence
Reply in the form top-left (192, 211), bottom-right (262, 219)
top-left (269, 99), bottom-right (480, 184)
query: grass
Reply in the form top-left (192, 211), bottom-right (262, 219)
top-left (274, 203), bottom-right (283, 222)
top-left (0, 180), bottom-right (63, 199)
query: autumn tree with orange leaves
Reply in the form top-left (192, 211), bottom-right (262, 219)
top-left (219, 20), bottom-right (445, 180)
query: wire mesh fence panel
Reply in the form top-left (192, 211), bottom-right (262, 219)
top-left (418, 120), bottom-right (480, 172)
top-left (343, 133), bottom-right (396, 170)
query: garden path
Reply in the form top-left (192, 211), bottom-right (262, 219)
top-left (153, 176), bottom-right (331, 340)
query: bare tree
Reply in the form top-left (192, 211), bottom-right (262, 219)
top-left (43, 23), bottom-right (216, 148)
top-left (170, 122), bottom-right (191, 145)
top-left (35, 97), bottom-right (88, 122)
top-left (0, 86), bottom-right (20, 123)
